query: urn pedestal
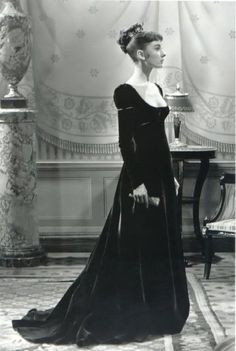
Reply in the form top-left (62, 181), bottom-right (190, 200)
top-left (0, 108), bottom-right (45, 267)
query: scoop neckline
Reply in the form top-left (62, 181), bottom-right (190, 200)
top-left (124, 83), bottom-right (169, 109)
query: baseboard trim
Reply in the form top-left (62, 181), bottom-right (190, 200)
top-left (40, 236), bottom-right (235, 253)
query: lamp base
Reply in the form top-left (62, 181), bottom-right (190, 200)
top-left (170, 139), bottom-right (187, 148)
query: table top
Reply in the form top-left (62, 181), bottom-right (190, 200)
top-left (170, 145), bottom-right (216, 159)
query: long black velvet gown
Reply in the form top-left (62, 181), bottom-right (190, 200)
top-left (12, 83), bottom-right (189, 346)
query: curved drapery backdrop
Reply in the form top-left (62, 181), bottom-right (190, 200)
top-left (0, 0), bottom-right (234, 160)
top-left (27, 0), bottom-right (161, 158)
top-left (179, 1), bottom-right (235, 156)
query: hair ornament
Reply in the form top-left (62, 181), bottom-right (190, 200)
top-left (117, 23), bottom-right (144, 53)
top-left (125, 23), bottom-right (144, 39)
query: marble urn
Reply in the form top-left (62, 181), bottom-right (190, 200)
top-left (0, 0), bottom-right (31, 108)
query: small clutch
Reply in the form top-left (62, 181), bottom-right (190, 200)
top-left (129, 194), bottom-right (160, 213)
top-left (148, 196), bottom-right (160, 207)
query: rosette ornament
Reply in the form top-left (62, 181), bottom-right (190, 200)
top-left (0, 0), bottom-right (31, 108)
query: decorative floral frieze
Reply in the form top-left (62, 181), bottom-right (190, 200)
top-left (37, 82), bottom-right (117, 137)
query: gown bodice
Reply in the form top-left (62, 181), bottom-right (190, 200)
top-left (113, 83), bottom-right (173, 191)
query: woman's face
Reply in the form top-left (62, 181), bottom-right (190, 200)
top-left (142, 40), bottom-right (166, 68)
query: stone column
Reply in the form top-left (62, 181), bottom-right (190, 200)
top-left (0, 108), bottom-right (45, 266)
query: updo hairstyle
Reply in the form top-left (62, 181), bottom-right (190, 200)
top-left (117, 23), bottom-right (163, 62)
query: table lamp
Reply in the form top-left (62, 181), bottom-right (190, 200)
top-left (165, 84), bottom-right (194, 148)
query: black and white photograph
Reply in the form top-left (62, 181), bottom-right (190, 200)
top-left (0, 1), bottom-right (235, 350)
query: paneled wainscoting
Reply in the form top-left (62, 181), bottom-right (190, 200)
top-left (37, 161), bottom-right (234, 253)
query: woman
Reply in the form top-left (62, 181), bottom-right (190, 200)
top-left (12, 23), bottom-right (189, 346)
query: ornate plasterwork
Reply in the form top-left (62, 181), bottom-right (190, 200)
top-left (0, 111), bottom-right (39, 250)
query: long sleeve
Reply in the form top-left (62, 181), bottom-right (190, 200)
top-left (113, 86), bottom-right (144, 190)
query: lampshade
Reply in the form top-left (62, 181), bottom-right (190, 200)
top-left (164, 84), bottom-right (194, 112)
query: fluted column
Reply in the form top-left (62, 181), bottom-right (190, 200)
top-left (0, 108), bottom-right (45, 266)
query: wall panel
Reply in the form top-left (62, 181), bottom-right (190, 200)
top-left (37, 161), bottom-right (234, 252)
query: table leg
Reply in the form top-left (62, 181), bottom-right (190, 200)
top-left (176, 160), bottom-right (192, 267)
top-left (193, 159), bottom-right (210, 252)
top-left (176, 160), bottom-right (184, 236)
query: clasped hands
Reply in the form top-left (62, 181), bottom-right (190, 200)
top-left (129, 183), bottom-right (158, 210)
top-left (129, 178), bottom-right (179, 211)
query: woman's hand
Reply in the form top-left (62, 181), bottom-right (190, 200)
top-left (174, 177), bottom-right (180, 196)
top-left (129, 183), bottom-right (149, 209)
